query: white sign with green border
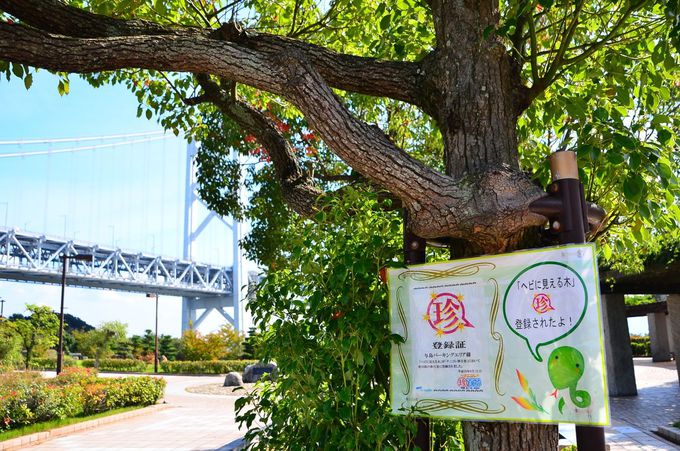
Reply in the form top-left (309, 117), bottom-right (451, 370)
top-left (388, 243), bottom-right (609, 425)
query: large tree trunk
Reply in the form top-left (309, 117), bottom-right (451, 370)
top-left (462, 422), bottom-right (559, 450)
top-left (428, 1), bottom-right (559, 449)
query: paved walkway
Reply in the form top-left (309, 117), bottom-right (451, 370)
top-left (607, 358), bottom-right (680, 450)
top-left (17, 359), bottom-right (680, 449)
top-left (560, 358), bottom-right (680, 450)
top-left (26, 374), bottom-right (246, 450)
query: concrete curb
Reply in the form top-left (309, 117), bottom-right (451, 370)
top-left (0, 404), bottom-right (171, 451)
top-left (656, 425), bottom-right (680, 446)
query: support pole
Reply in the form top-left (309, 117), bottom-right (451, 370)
top-left (403, 211), bottom-right (430, 451)
top-left (547, 151), bottom-right (606, 451)
top-left (154, 293), bottom-right (159, 373)
top-left (57, 256), bottom-right (68, 375)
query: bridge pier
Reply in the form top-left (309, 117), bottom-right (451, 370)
top-left (182, 295), bottom-right (235, 332)
top-left (182, 142), bottom-right (245, 334)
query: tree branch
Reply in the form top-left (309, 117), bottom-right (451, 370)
top-left (277, 52), bottom-right (546, 248)
top-left (0, 0), bottom-right (424, 106)
top-left (0, 0), bottom-right (547, 251)
top-left (543, 0), bottom-right (586, 83)
top-left (195, 74), bottom-right (321, 216)
top-left (561, 2), bottom-right (646, 66)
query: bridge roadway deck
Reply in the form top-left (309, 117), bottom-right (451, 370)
top-left (0, 228), bottom-right (231, 298)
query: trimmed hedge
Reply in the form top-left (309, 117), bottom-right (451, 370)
top-left (28, 357), bottom-right (77, 371)
top-left (630, 335), bottom-right (651, 357)
top-left (159, 360), bottom-right (257, 374)
top-left (24, 357), bottom-right (257, 375)
top-left (81, 359), bottom-right (148, 373)
top-left (0, 367), bottom-right (165, 432)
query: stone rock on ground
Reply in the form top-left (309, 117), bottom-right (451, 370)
top-left (242, 363), bottom-right (277, 383)
top-left (223, 371), bottom-right (244, 387)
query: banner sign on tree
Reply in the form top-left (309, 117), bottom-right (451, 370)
top-left (388, 243), bottom-right (609, 425)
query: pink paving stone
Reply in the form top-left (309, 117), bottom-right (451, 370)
top-left (606, 358), bottom-right (680, 450)
top-left (20, 373), bottom-right (245, 450)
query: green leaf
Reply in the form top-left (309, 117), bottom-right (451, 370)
top-left (23, 73), bottom-right (32, 90)
top-left (623, 175), bottom-right (644, 201)
top-left (613, 134), bottom-right (636, 150)
top-left (564, 99), bottom-right (587, 118)
top-left (657, 162), bottom-right (673, 181)
top-left (11, 63), bottom-right (23, 78)
top-left (657, 128), bottom-right (672, 144)
top-left (558, 397), bottom-right (566, 414)
top-left (593, 107), bottom-right (608, 122)
top-left (628, 153), bottom-right (641, 170)
top-left (606, 151), bottom-right (624, 165)
top-left (146, 109), bottom-right (152, 120)
top-left (379, 14), bottom-right (390, 30)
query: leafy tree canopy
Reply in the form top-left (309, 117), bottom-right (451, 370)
top-left (73, 320), bottom-right (127, 366)
top-left (0, 0), bottom-right (678, 273)
top-left (11, 304), bottom-right (59, 369)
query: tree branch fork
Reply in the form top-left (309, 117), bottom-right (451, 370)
top-left (0, 0), bottom-right (548, 249)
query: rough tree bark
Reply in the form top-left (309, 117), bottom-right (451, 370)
top-left (426, 0), bottom-right (558, 447)
top-left (0, 0), bottom-right (568, 448)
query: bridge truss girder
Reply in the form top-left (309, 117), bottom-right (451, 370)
top-left (0, 228), bottom-right (232, 298)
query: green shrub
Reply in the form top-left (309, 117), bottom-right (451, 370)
top-left (81, 383), bottom-right (107, 414)
top-left (0, 371), bottom-right (165, 431)
top-left (630, 334), bottom-right (651, 357)
top-left (235, 190), bottom-right (457, 449)
top-left (54, 367), bottom-right (98, 386)
top-left (81, 358), bottom-right (148, 372)
top-left (159, 360), bottom-right (257, 374)
top-left (82, 377), bottom-right (165, 414)
top-left (28, 357), bottom-right (77, 371)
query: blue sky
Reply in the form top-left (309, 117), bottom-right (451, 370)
top-left (0, 71), bottom-right (247, 337)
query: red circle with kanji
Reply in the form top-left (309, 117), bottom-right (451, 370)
top-left (425, 292), bottom-right (473, 334)
top-left (532, 293), bottom-right (555, 314)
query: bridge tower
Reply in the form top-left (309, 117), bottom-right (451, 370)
top-left (181, 142), bottom-right (245, 333)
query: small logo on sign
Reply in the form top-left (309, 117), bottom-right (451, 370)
top-left (457, 374), bottom-right (482, 390)
top-left (423, 292), bottom-right (473, 336)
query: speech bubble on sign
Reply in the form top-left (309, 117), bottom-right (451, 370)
top-left (503, 262), bottom-right (587, 361)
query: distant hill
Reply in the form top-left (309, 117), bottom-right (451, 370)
top-left (8, 311), bottom-right (94, 331)
top-left (63, 313), bottom-right (95, 332)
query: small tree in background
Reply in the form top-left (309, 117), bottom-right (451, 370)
top-left (216, 324), bottom-right (244, 360)
top-left (74, 321), bottom-right (127, 368)
top-left (179, 323), bottom-right (244, 361)
top-left (0, 319), bottom-right (20, 366)
top-left (12, 304), bottom-right (59, 370)
top-left (240, 327), bottom-right (260, 360)
top-left (159, 335), bottom-right (180, 361)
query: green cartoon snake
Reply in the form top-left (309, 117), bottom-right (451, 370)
top-left (547, 346), bottom-right (591, 410)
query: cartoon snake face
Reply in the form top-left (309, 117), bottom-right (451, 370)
top-left (548, 346), bottom-right (591, 409)
top-left (548, 346), bottom-right (584, 389)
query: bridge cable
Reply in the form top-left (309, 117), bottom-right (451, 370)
top-left (0, 130), bottom-right (165, 145)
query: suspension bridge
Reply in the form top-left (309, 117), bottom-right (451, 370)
top-left (0, 131), bottom-right (250, 333)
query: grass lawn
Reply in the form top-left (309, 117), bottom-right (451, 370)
top-left (0, 406), bottom-right (144, 442)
